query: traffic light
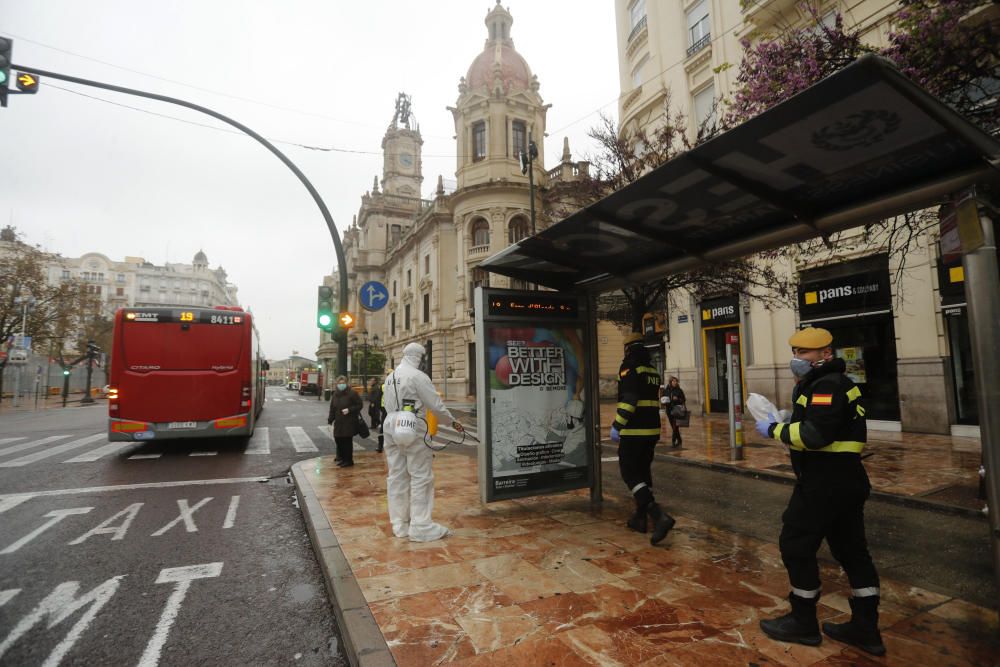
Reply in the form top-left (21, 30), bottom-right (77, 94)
top-left (317, 285), bottom-right (334, 332)
top-left (0, 37), bottom-right (12, 108)
top-left (62, 368), bottom-right (70, 376)
top-left (338, 311), bottom-right (355, 330)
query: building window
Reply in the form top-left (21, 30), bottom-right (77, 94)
top-left (471, 218), bottom-right (490, 247)
top-left (98, 273), bottom-right (105, 282)
top-left (390, 224), bottom-right (402, 246)
top-left (393, 280), bottom-right (397, 297)
top-left (391, 312), bottom-right (397, 336)
top-left (407, 269), bottom-right (412, 287)
top-left (117, 273), bottom-right (125, 283)
top-left (631, 53), bottom-right (649, 88)
top-left (693, 83), bottom-right (717, 133)
top-left (629, 0), bottom-right (646, 31)
top-left (687, 0), bottom-right (710, 53)
top-left (424, 254), bottom-right (430, 274)
top-left (512, 121), bottom-right (527, 158)
top-left (116, 287), bottom-right (124, 296)
top-left (508, 216), bottom-right (530, 244)
top-left (472, 121), bottom-right (486, 162)
top-left (423, 293), bottom-right (430, 323)
top-left (61, 269), bottom-right (70, 279)
top-left (404, 304), bottom-right (411, 330)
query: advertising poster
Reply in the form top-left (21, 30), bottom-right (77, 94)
top-left (483, 322), bottom-right (591, 500)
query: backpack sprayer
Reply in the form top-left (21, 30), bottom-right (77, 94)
top-left (387, 372), bottom-right (466, 451)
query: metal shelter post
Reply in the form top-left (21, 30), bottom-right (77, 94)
top-left (962, 210), bottom-right (1000, 616)
top-left (588, 294), bottom-right (603, 506)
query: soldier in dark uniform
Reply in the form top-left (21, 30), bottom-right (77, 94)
top-left (611, 333), bottom-right (675, 545)
top-left (755, 327), bottom-right (884, 656)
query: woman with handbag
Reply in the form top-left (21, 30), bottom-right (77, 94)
top-left (662, 376), bottom-right (687, 447)
top-left (368, 379), bottom-right (384, 453)
top-left (328, 375), bottom-right (362, 468)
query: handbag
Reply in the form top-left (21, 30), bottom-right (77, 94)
top-left (669, 404), bottom-right (690, 427)
top-left (356, 412), bottom-right (371, 439)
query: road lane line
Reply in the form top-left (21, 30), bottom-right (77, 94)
top-left (129, 454), bottom-right (162, 460)
top-left (63, 442), bottom-right (133, 463)
top-left (0, 435), bottom-right (72, 458)
top-left (287, 426), bottom-right (319, 453)
top-left (0, 434), bottom-right (106, 468)
top-left (246, 427), bottom-right (269, 454)
top-left (0, 477), bottom-right (268, 501)
top-left (0, 589), bottom-right (19, 608)
top-left (189, 452), bottom-right (217, 457)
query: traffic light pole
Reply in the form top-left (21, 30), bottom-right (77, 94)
top-left (12, 64), bottom-right (351, 375)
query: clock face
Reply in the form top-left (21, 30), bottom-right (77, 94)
top-left (398, 152), bottom-right (414, 168)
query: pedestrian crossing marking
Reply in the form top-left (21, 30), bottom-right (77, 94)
top-left (246, 426), bottom-right (270, 455)
top-left (316, 425), bottom-right (332, 440)
top-left (64, 442), bottom-right (133, 463)
top-left (0, 433), bottom-right (106, 468)
top-left (0, 435), bottom-right (72, 458)
top-left (287, 426), bottom-right (318, 453)
top-left (189, 452), bottom-right (218, 457)
top-left (0, 437), bottom-right (27, 446)
top-left (129, 454), bottom-right (162, 460)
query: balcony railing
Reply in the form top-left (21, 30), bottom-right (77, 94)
top-left (468, 244), bottom-right (491, 257)
top-left (686, 32), bottom-right (711, 58)
top-left (627, 15), bottom-right (647, 43)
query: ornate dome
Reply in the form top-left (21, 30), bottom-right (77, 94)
top-left (193, 249), bottom-right (208, 265)
top-left (465, 3), bottom-right (534, 93)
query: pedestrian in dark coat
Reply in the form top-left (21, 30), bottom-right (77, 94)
top-left (662, 376), bottom-right (686, 447)
top-left (328, 375), bottom-right (362, 467)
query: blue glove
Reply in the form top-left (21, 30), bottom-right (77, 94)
top-left (610, 426), bottom-right (620, 443)
top-left (754, 413), bottom-right (776, 439)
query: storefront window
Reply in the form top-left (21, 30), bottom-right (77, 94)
top-left (945, 311), bottom-right (978, 424)
top-left (826, 315), bottom-right (900, 421)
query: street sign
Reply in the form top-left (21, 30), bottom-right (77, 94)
top-left (15, 71), bottom-right (39, 93)
top-left (359, 281), bottom-right (389, 312)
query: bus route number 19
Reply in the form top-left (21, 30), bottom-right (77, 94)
top-left (180, 312), bottom-right (195, 322)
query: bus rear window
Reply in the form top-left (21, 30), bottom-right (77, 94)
top-left (123, 321), bottom-right (244, 371)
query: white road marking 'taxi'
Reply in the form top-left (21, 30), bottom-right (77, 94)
top-left (0, 508), bottom-right (93, 554)
top-left (150, 498), bottom-right (213, 536)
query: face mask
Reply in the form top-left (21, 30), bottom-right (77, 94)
top-left (789, 357), bottom-right (813, 378)
top-left (336, 383), bottom-right (347, 391)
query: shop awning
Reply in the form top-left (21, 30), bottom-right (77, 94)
top-left (480, 55), bottom-right (1000, 293)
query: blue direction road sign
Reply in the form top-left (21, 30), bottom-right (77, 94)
top-left (359, 281), bottom-right (389, 312)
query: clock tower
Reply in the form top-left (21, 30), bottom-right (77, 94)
top-left (382, 93), bottom-right (424, 198)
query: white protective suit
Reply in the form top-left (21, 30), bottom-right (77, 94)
top-left (382, 342), bottom-right (456, 542)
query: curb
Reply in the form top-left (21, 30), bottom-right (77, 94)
top-left (599, 443), bottom-right (987, 521)
top-left (290, 460), bottom-right (396, 667)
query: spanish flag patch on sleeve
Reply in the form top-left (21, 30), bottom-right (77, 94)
top-left (812, 394), bottom-right (833, 406)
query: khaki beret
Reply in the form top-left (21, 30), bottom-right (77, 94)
top-left (623, 332), bottom-right (644, 346)
top-left (789, 327), bottom-right (833, 349)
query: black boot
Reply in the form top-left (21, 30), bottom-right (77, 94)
top-left (760, 593), bottom-right (821, 646)
top-left (672, 432), bottom-right (681, 448)
top-left (647, 502), bottom-right (675, 545)
top-left (626, 500), bottom-right (648, 533)
top-left (822, 596), bottom-right (885, 656)
top-left (376, 434), bottom-right (384, 453)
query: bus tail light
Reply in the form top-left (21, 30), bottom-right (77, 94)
top-left (108, 387), bottom-right (119, 399)
top-left (241, 382), bottom-right (251, 409)
top-left (215, 415), bottom-right (247, 429)
top-left (112, 420), bottom-right (148, 432)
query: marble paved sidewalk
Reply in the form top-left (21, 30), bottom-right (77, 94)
top-left (592, 403), bottom-right (985, 512)
top-left (293, 452), bottom-right (998, 666)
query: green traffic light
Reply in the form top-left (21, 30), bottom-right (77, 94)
top-left (318, 313), bottom-right (333, 327)
top-left (63, 370), bottom-right (70, 376)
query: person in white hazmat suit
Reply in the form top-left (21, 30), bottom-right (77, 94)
top-left (382, 342), bottom-right (465, 542)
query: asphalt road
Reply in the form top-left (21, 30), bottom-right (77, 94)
top-left (0, 390), bottom-right (355, 666)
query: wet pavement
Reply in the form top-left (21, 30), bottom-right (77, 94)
top-left (293, 447), bottom-right (999, 666)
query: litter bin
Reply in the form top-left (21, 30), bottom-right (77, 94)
top-left (324, 389), bottom-right (332, 401)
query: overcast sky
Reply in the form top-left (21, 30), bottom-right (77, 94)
top-left (1, 1), bottom-right (620, 359)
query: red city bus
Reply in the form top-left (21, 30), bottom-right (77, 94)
top-left (108, 305), bottom-right (266, 441)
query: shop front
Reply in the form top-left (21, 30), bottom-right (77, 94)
top-left (797, 255), bottom-right (900, 422)
top-left (699, 295), bottom-right (743, 414)
top-left (938, 254), bottom-right (978, 427)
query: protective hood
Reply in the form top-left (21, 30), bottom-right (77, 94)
top-left (402, 342), bottom-right (425, 369)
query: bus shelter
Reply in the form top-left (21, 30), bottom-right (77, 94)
top-left (478, 55), bottom-right (1000, 610)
